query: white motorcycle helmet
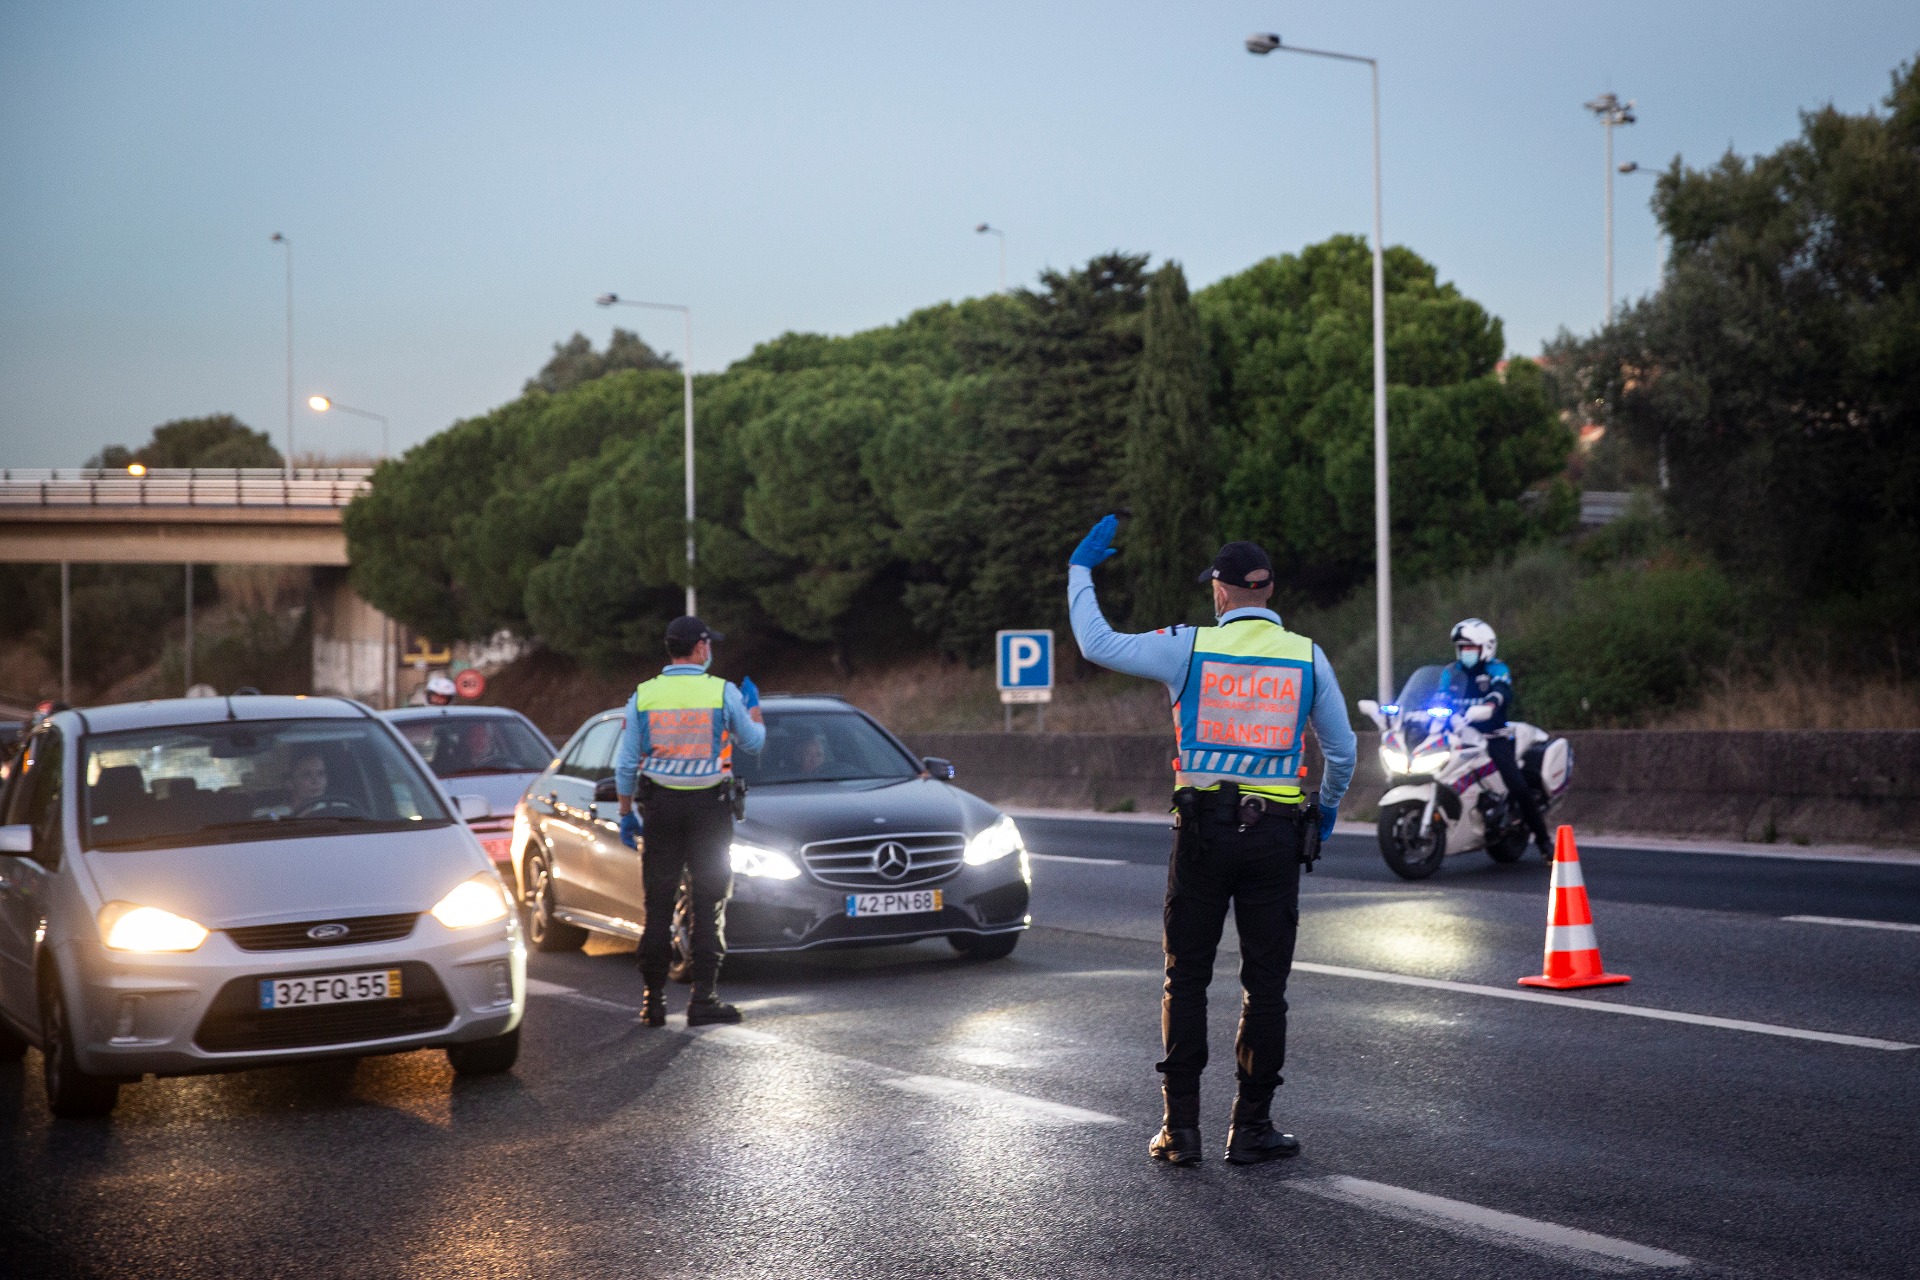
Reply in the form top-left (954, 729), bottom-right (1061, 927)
top-left (425, 673), bottom-right (458, 704)
top-left (1451, 618), bottom-right (1497, 669)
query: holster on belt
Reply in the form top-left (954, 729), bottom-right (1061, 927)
top-left (1299, 789), bottom-right (1323, 872)
top-left (1171, 786), bottom-right (1202, 855)
top-left (727, 776), bottom-right (748, 821)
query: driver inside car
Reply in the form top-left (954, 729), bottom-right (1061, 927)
top-left (287, 750), bottom-right (334, 817)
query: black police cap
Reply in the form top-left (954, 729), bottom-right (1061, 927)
top-left (664, 615), bottom-right (724, 652)
top-left (1197, 541), bottom-right (1274, 588)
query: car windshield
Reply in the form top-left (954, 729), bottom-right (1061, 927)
top-left (735, 710), bottom-right (919, 786)
top-left (82, 718), bottom-right (454, 851)
top-left (396, 714), bottom-right (552, 778)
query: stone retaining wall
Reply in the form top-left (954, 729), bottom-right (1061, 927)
top-left (899, 729), bottom-right (1920, 846)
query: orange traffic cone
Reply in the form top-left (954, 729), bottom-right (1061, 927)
top-left (1518, 825), bottom-right (1630, 990)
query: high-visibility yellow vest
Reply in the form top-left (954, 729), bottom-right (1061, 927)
top-left (631, 672), bottom-right (731, 790)
top-left (1172, 619), bottom-right (1315, 801)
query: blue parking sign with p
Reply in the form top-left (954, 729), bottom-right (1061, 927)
top-left (996, 630), bottom-right (1053, 691)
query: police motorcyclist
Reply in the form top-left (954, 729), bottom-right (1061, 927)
top-left (613, 616), bottom-right (766, 1028)
top-left (1442, 618), bottom-right (1551, 859)
top-left (1068, 517), bottom-right (1355, 1167)
top-left (424, 673), bottom-right (457, 706)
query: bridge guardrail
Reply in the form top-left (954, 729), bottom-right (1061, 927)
top-left (0, 468), bottom-right (372, 509)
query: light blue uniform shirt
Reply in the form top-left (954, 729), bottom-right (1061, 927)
top-left (1067, 564), bottom-right (1357, 812)
top-left (614, 664), bottom-right (767, 798)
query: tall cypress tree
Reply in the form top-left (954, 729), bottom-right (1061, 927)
top-left (1125, 262), bottom-right (1216, 626)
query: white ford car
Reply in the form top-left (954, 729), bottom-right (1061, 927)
top-left (0, 696), bottom-right (525, 1118)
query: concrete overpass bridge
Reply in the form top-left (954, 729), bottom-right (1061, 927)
top-left (0, 467), bottom-right (400, 706)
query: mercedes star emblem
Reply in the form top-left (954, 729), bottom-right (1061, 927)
top-left (872, 841), bottom-right (911, 880)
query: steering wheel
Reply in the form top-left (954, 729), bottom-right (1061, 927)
top-left (293, 797), bottom-right (368, 820)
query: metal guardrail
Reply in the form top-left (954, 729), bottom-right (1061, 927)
top-left (0, 467), bottom-right (372, 509)
top-left (1579, 490), bottom-right (1636, 526)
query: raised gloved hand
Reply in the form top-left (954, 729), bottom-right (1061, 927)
top-left (1464, 703), bottom-right (1494, 724)
top-left (618, 811), bottom-right (643, 850)
top-left (740, 675), bottom-right (760, 709)
top-left (1317, 806), bottom-right (1339, 843)
top-left (1070, 514), bottom-right (1120, 569)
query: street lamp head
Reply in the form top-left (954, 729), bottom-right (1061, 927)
top-left (270, 232), bottom-right (285, 244)
top-left (308, 395), bottom-right (331, 412)
top-left (1245, 32), bottom-right (1281, 54)
top-left (1618, 161), bottom-right (1639, 174)
top-left (595, 293), bottom-right (619, 306)
top-left (975, 222), bottom-right (991, 234)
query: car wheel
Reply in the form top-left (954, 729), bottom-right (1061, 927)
top-left (667, 880), bottom-right (693, 984)
top-left (446, 1026), bottom-right (520, 1076)
top-left (949, 932), bottom-right (1020, 961)
top-left (39, 966), bottom-right (119, 1119)
top-left (524, 852), bottom-right (586, 953)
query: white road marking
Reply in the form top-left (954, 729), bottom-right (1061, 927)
top-left (884, 1075), bottom-right (1122, 1126)
top-left (1028, 853), bottom-right (1129, 866)
top-left (1292, 961), bottom-right (1917, 1051)
top-left (1295, 1176), bottom-right (1693, 1272)
top-left (1783, 914), bottom-right (1920, 934)
top-left (525, 977), bottom-right (639, 1014)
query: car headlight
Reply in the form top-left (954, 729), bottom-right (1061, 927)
top-left (1379, 747), bottom-right (1410, 775)
top-left (430, 875), bottom-right (510, 929)
top-left (99, 902), bottom-right (209, 953)
top-left (964, 815), bottom-right (1024, 865)
top-left (730, 841), bottom-right (802, 879)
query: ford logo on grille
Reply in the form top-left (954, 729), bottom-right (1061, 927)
top-left (872, 841), bottom-right (911, 880)
top-left (307, 922), bottom-right (350, 941)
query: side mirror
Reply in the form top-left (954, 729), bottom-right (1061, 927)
top-left (593, 777), bottom-right (620, 804)
top-left (453, 794), bottom-right (492, 822)
top-left (0, 824), bottom-right (31, 855)
top-left (922, 757), bottom-right (956, 782)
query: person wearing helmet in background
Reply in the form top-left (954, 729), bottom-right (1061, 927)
top-left (425, 673), bottom-right (457, 706)
top-left (1443, 619), bottom-right (1551, 859)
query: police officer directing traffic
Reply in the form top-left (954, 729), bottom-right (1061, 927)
top-left (1067, 516), bottom-right (1355, 1166)
top-left (613, 616), bottom-right (766, 1028)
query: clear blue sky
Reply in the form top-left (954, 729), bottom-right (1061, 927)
top-left (2, 1), bottom-right (1913, 466)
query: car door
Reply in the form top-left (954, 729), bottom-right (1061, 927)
top-left (575, 720), bottom-right (644, 928)
top-left (0, 726), bottom-right (63, 1031)
top-left (544, 716), bottom-right (622, 916)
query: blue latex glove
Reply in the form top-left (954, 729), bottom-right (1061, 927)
top-left (619, 811), bottom-right (643, 850)
top-left (1317, 807), bottom-right (1339, 843)
top-left (739, 675), bottom-right (760, 709)
top-left (1070, 514), bottom-right (1120, 569)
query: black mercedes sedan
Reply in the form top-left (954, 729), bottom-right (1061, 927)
top-left (509, 695), bottom-right (1031, 968)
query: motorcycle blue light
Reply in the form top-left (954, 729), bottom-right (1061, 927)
top-left (1428, 707), bottom-right (1450, 719)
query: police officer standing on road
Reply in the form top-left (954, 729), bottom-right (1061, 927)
top-left (1067, 516), bottom-right (1355, 1166)
top-left (613, 616), bottom-right (766, 1028)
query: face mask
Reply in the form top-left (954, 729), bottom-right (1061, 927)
top-left (1457, 647), bottom-right (1481, 669)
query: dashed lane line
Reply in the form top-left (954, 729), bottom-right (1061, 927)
top-left (1293, 1176), bottom-right (1694, 1273)
top-left (884, 1075), bottom-right (1122, 1126)
top-left (1028, 853), bottom-right (1129, 866)
top-left (1783, 914), bottom-right (1920, 934)
top-left (1292, 961), bottom-right (1917, 1051)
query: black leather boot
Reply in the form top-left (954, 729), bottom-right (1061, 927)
top-left (1225, 1091), bottom-right (1301, 1164)
top-left (686, 992), bottom-right (742, 1026)
top-left (640, 987), bottom-right (666, 1028)
top-left (1149, 1088), bottom-right (1202, 1166)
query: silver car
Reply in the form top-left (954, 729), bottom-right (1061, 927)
top-left (382, 705), bottom-right (557, 875)
top-left (0, 696), bottom-right (526, 1119)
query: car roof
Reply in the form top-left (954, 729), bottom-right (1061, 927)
top-left (381, 705), bottom-right (535, 722)
top-left (62, 695), bottom-right (370, 736)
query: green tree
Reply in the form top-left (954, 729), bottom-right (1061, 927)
top-left (1201, 236), bottom-right (1572, 603)
top-left (89, 413), bottom-right (281, 470)
top-left (525, 328), bottom-right (678, 396)
top-left (1548, 57), bottom-right (1920, 645)
top-left (1124, 262), bottom-right (1216, 626)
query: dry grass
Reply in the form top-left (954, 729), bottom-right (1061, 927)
top-left (1652, 667), bottom-right (1920, 731)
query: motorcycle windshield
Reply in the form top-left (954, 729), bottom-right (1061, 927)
top-left (1395, 666), bottom-right (1451, 716)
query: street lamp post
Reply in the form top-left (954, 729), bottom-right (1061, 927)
top-left (1584, 93), bottom-right (1636, 323)
top-left (308, 395), bottom-right (390, 459)
top-left (597, 293), bottom-right (698, 616)
top-left (270, 233), bottom-right (294, 476)
top-left (975, 223), bottom-right (1006, 293)
top-left (1246, 33), bottom-right (1395, 703)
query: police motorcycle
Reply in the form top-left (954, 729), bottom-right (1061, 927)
top-left (1357, 666), bottom-right (1573, 880)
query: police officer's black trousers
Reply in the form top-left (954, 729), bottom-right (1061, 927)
top-left (637, 783), bottom-right (734, 994)
top-left (1158, 799), bottom-right (1302, 1105)
top-left (1486, 737), bottom-right (1550, 849)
